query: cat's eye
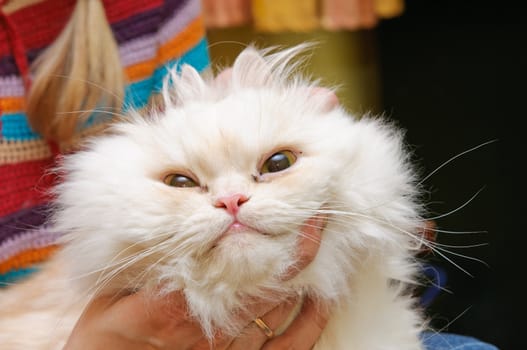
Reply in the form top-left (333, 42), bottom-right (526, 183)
top-left (164, 174), bottom-right (198, 188)
top-left (260, 151), bottom-right (296, 174)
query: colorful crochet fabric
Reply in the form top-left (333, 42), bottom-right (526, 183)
top-left (0, 0), bottom-right (210, 285)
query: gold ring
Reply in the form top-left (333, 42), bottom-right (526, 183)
top-left (253, 317), bottom-right (274, 338)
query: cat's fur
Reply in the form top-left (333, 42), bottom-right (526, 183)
top-left (0, 45), bottom-right (428, 349)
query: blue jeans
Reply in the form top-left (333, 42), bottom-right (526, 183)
top-left (422, 332), bottom-right (499, 350)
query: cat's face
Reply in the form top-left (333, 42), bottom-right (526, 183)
top-left (55, 47), bottom-right (420, 315)
top-left (56, 86), bottom-right (354, 295)
top-left (53, 46), bottom-right (422, 337)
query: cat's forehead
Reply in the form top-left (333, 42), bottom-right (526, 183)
top-left (163, 90), bottom-right (305, 152)
top-left (114, 86), bottom-right (347, 182)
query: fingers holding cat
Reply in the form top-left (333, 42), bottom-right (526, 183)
top-left (261, 296), bottom-right (329, 350)
top-left (201, 297), bottom-right (300, 350)
top-left (283, 214), bottom-right (327, 280)
top-left (210, 297), bottom-right (328, 350)
top-left (257, 214), bottom-right (330, 349)
top-left (63, 291), bottom-right (203, 350)
top-left (64, 291), bottom-right (318, 350)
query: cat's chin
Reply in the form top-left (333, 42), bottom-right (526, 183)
top-left (190, 226), bottom-right (296, 289)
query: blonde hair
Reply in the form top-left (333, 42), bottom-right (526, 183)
top-left (26, 0), bottom-right (124, 143)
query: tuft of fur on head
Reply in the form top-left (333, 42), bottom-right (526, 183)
top-left (161, 43), bottom-right (333, 111)
top-left (52, 44), bottom-right (426, 339)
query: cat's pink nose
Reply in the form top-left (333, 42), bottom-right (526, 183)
top-left (214, 193), bottom-right (249, 216)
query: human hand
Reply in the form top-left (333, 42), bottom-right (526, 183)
top-left (63, 215), bottom-right (329, 350)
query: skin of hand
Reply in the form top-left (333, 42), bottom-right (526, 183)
top-left (63, 215), bottom-right (329, 350)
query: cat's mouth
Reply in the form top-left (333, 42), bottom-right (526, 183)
top-left (212, 220), bottom-right (268, 247)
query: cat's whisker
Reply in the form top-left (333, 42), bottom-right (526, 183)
top-left (424, 306), bottom-right (472, 341)
top-left (420, 244), bottom-right (490, 268)
top-left (426, 187), bottom-right (485, 221)
top-left (419, 248), bottom-right (475, 277)
top-left (294, 229), bottom-right (324, 245)
top-left (424, 241), bottom-right (489, 249)
top-left (56, 108), bottom-right (129, 121)
top-left (93, 242), bottom-right (171, 291)
top-left (96, 230), bottom-right (206, 295)
top-left (207, 40), bottom-right (250, 51)
top-left (300, 209), bottom-right (480, 282)
top-left (432, 228), bottom-right (487, 235)
top-left (51, 74), bottom-right (125, 106)
top-left (78, 233), bottom-right (179, 298)
top-left (100, 231), bottom-right (175, 266)
top-left (417, 265), bottom-right (453, 295)
top-left (308, 207), bottom-right (424, 241)
top-left (124, 241), bottom-right (201, 295)
top-left (304, 208), bottom-right (482, 276)
top-left (124, 244), bottom-right (179, 290)
top-left (59, 231), bottom-right (176, 284)
top-left (418, 139), bottom-right (497, 185)
top-left (304, 203), bottom-right (489, 272)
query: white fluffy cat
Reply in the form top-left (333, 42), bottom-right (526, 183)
top-left (0, 45), bottom-right (428, 349)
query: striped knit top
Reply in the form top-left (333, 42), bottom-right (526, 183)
top-left (0, 0), bottom-right (210, 285)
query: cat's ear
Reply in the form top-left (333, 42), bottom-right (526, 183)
top-left (162, 64), bottom-right (208, 107)
top-left (231, 46), bottom-right (273, 88)
top-left (231, 44), bottom-right (317, 91)
top-left (213, 68), bottom-right (233, 89)
top-left (309, 86), bottom-right (339, 112)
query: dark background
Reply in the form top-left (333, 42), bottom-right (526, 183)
top-left (376, 1), bottom-right (521, 348)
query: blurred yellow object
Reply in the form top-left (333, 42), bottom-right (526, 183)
top-left (321, 0), bottom-right (377, 30)
top-left (202, 0), bottom-right (405, 31)
top-left (202, 0), bottom-right (252, 28)
top-left (252, 0), bottom-right (318, 32)
top-left (375, 0), bottom-right (405, 18)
